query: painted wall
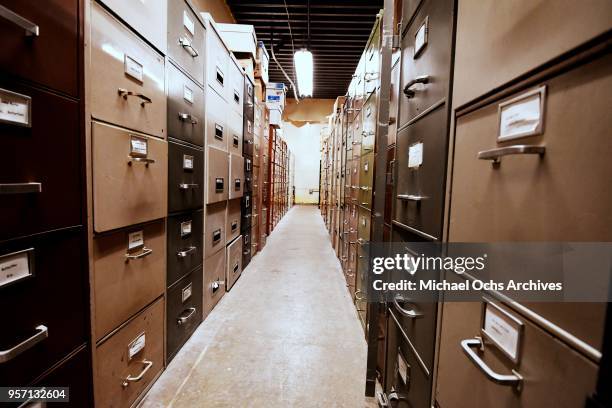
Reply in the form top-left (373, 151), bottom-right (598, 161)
top-left (192, 0), bottom-right (235, 23)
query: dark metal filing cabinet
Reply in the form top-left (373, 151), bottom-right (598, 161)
top-left (241, 192), bottom-right (252, 232)
top-left (166, 267), bottom-right (203, 361)
top-left (206, 146), bottom-right (229, 204)
top-left (225, 235), bottom-right (242, 291)
top-left (203, 248), bottom-right (225, 318)
top-left (244, 156), bottom-right (253, 193)
top-left (167, 0), bottom-right (205, 85)
top-left (167, 62), bottom-right (205, 146)
top-left (242, 230), bottom-right (252, 268)
top-left (168, 139), bottom-right (204, 213)
top-left (226, 198), bottom-right (241, 244)
top-left (384, 146), bottom-right (395, 226)
top-left (167, 210), bottom-right (203, 286)
top-left (388, 57), bottom-right (401, 147)
top-left (204, 201), bottom-right (226, 257)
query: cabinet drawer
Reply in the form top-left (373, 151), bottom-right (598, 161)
top-left (228, 58), bottom-right (244, 115)
top-left (0, 83), bottom-right (81, 241)
top-left (203, 249), bottom-right (225, 318)
top-left (388, 59), bottom-right (401, 146)
top-left (358, 153), bottom-right (374, 210)
top-left (229, 153), bottom-right (244, 200)
top-left (167, 210), bottom-right (203, 287)
top-left (92, 122), bottom-right (167, 233)
top-left (226, 198), bottom-right (241, 244)
top-left (204, 201), bottom-right (226, 257)
top-left (0, 0), bottom-right (78, 95)
top-left (205, 87), bottom-right (227, 151)
top-left (364, 19), bottom-right (380, 96)
top-left (166, 268), bottom-right (203, 362)
top-left (227, 109), bottom-right (244, 155)
top-left (167, 0), bottom-right (205, 85)
top-left (241, 193), bottom-right (252, 232)
top-left (0, 230), bottom-right (87, 386)
top-left (244, 77), bottom-right (255, 119)
top-left (206, 24), bottom-right (229, 100)
top-left (243, 116), bottom-right (254, 157)
top-left (384, 146), bottom-right (395, 225)
top-left (95, 297), bottom-right (164, 408)
top-left (167, 62), bottom-right (205, 146)
top-left (206, 146), bottom-right (229, 204)
top-left (242, 230), bottom-right (252, 268)
top-left (357, 206), bottom-right (371, 242)
top-left (226, 235), bottom-right (243, 291)
top-left (90, 2), bottom-right (166, 138)
top-left (168, 140), bottom-right (204, 213)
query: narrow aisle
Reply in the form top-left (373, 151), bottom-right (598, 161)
top-left (140, 205), bottom-right (370, 407)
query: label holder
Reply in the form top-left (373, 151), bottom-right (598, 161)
top-left (0, 88), bottom-right (32, 127)
top-left (497, 86), bottom-right (546, 142)
top-left (480, 299), bottom-right (524, 364)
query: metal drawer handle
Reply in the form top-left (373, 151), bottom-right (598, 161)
top-left (0, 182), bottom-right (42, 195)
top-left (122, 360), bottom-right (153, 387)
top-left (354, 290), bottom-right (367, 302)
top-left (462, 337), bottom-right (523, 386)
top-left (177, 246), bottom-right (196, 258)
top-left (125, 247), bottom-right (153, 260)
top-left (478, 145), bottom-right (546, 164)
top-left (211, 280), bottom-right (222, 293)
top-left (231, 221), bottom-right (238, 231)
top-left (118, 88), bottom-right (152, 106)
top-left (360, 186), bottom-right (369, 191)
top-left (178, 112), bottom-right (198, 125)
top-left (178, 37), bottom-right (199, 57)
top-left (127, 157), bottom-right (155, 167)
top-left (393, 295), bottom-right (423, 319)
top-left (397, 194), bottom-right (427, 202)
top-left (179, 183), bottom-right (198, 190)
top-left (0, 5), bottom-right (39, 36)
top-left (212, 229), bottom-right (222, 243)
top-left (403, 75), bottom-right (430, 98)
top-left (0, 325), bottom-right (48, 363)
top-left (233, 263), bottom-right (239, 273)
top-left (177, 308), bottom-right (196, 325)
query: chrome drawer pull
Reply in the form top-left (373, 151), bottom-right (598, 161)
top-left (403, 75), bottom-right (430, 98)
top-left (0, 182), bottom-right (42, 195)
top-left (393, 295), bottom-right (423, 319)
top-left (118, 88), bottom-right (152, 106)
top-left (177, 246), bottom-right (196, 258)
top-left (360, 186), bottom-right (369, 191)
top-left (354, 290), bottom-right (367, 302)
top-left (387, 392), bottom-right (409, 405)
top-left (178, 37), bottom-right (199, 57)
top-left (125, 247), bottom-right (153, 260)
top-left (127, 157), bottom-right (155, 167)
top-left (178, 112), bottom-right (198, 125)
top-left (461, 338), bottom-right (523, 387)
top-left (0, 325), bottom-right (48, 363)
top-left (179, 183), bottom-right (199, 190)
top-left (397, 194), bottom-right (427, 201)
top-left (211, 280), bottom-right (221, 293)
top-left (122, 360), bottom-right (153, 387)
top-left (0, 5), bottom-right (39, 36)
top-left (177, 308), bottom-right (196, 325)
top-left (478, 145), bottom-right (545, 164)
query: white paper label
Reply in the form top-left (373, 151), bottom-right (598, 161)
top-left (408, 142), bottom-right (423, 168)
top-left (0, 250), bottom-right (32, 288)
top-left (182, 283), bottom-right (193, 302)
top-left (361, 217), bottom-right (366, 227)
top-left (397, 353), bottom-right (409, 385)
top-left (181, 221), bottom-right (192, 237)
top-left (414, 19), bottom-right (428, 57)
top-left (499, 92), bottom-right (542, 141)
top-left (130, 136), bottom-right (148, 156)
top-left (364, 162), bottom-right (369, 172)
top-left (128, 333), bottom-right (146, 360)
top-left (183, 85), bottom-right (194, 104)
top-left (124, 55), bottom-right (144, 82)
top-left (0, 89), bottom-right (30, 126)
top-left (183, 11), bottom-right (195, 36)
top-left (128, 231), bottom-right (144, 251)
top-left (183, 154), bottom-right (194, 170)
top-left (484, 305), bottom-right (520, 360)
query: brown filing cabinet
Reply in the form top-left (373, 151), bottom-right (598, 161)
top-left (227, 109), bottom-right (244, 155)
top-left (228, 57), bottom-right (244, 116)
top-left (204, 201), bottom-right (227, 257)
top-left (206, 146), bottom-right (229, 204)
top-left (358, 152), bottom-right (374, 210)
top-left (226, 198), bottom-right (241, 244)
top-left (167, 62), bottom-right (205, 146)
top-left (352, 111), bottom-right (363, 159)
top-left (166, 267), bottom-right (203, 361)
top-left (90, 2), bottom-right (166, 138)
top-left (93, 219), bottom-right (166, 340)
top-left (95, 297), bottom-right (164, 408)
top-left (167, 0), bottom-right (205, 85)
top-left (167, 210), bottom-right (203, 286)
top-left (92, 121), bottom-right (168, 233)
top-left (168, 139), bottom-right (204, 213)
top-left (384, 146), bottom-right (395, 226)
top-left (203, 248), bottom-right (225, 317)
top-left (388, 55), bottom-right (401, 147)
top-left (229, 153), bottom-right (245, 199)
top-left (242, 230), bottom-right (252, 268)
top-left (364, 17), bottom-right (380, 96)
top-left (225, 235), bottom-right (243, 291)
top-left (205, 87), bottom-right (228, 151)
top-left (205, 20), bottom-right (229, 101)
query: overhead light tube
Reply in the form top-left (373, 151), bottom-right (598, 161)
top-left (294, 49), bottom-right (313, 97)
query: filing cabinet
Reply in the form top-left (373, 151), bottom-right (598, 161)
top-left (241, 193), bottom-right (252, 232)
top-left (384, 146), bottom-right (395, 226)
top-left (228, 109), bottom-right (244, 155)
top-left (206, 146), bottom-right (229, 204)
top-left (167, 0), bottom-right (205, 85)
top-left (388, 57), bottom-right (401, 147)
top-left (229, 153), bottom-right (245, 199)
top-left (204, 201), bottom-right (226, 257)
top-left (361, 95), bottom-right (376, 156)
top-left (352, 111), bottom-right (363, 159)
top-left (225, 235), bottom-right (243, 291)
top-left (93, 219), bottom-right (166, 340)
top-left (226, 198), bottom-right (241, 244)
top-left (244, 157), bottom-right (253, 193)
top-left (357, 205), bottom-right (371, 242)
top-left (166, 267), bottom-right (203, 361)
top-left (204, 18), bottom-right (229, 101)
top-left (228, 56), bottom-right (244, 115)
top-left (243, 116), bottom-right (254, 157)
top-left (242, 230), bottom-right (252, 268)
top-left (205, 87), bottom-right (228, 151)
top-left (95, 297), bottom-right (164, 408)
top-left (364, 16), bottom-right (380, 96)
top-left (358, 153), bottom-right (374, 210)
top-left (203, 248), bottom-right (225, 318)
top-left (90, 2), bottom-right (166, 138)
top-left (92, 121), bottom-right (168, 233)
top-left (168, 139), bottom-right (204, 213)
top-left (167, 210), bottom-right (203, 286)
top-left (167, 62), bottom-right (205, 146)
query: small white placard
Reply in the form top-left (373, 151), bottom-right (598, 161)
top-left (183, 84), bottom-right (194, 104)
top-left (183, 154), bottom-right (194, 170)
top-left (182, 283), bottom-right (193, 303)
top-left (128, 230), bottom-right (144, 251)
top-left (247, 120), bottom-right (252, 133)
top-left (183, 11), bottom-right (195, 36)
top-left (180, 221), bottom-right (192, 237)
top-left (408, 142), bottom-right (423, 168)
top-left (414, 18), bottom-right (428, 57)
top-left (0, 250), bottom-right (32, 288)
top-left (0, 89), bottom-right (31, 127)
top-left (483, 305), bottom-right (520, 361)
top-left (397, 352), bottom-right (408, 385)
top-left (498, 88), bottom-right (544, 141)
top-left (130, 136), bottom-right (148, 156)
top-left (128, 333), bottom-right (146, 360)
top-left (124, 55), bottom-right (144, 82)
top-left (364, 162), bottom-right (369, 172)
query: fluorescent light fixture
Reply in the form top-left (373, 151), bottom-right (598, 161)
top-left (294, 49), bottom-right (313, 97)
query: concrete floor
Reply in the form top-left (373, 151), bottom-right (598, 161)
top-left (140, 205), bottom-right (376, 407)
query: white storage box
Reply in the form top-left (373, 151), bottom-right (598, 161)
top-left (256, 41), bottom-right (269, 84)
top-left (216, 23), bottom-right (257, 60)
top-left (269, 107), bottom-right (282, 127)
top-left (265, 82), bottom-right (286, 110)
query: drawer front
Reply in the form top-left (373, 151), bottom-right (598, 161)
top-left (166, 267), bottom-right (203, 361)
top-left (167, 63), bottom-right (205, 146)
top-left (229, 153), bottom-right (245, 199)
top-left (204, 201), bottom-right (226, 257)
top-left (93, 220), bottom-right (166, 340)
top-left (401, 0), bottom-right (423, 33)
top-left (167, 0), bottom-right (205, 85)
top-left (225, 235), bottom-right (243, 291)
top-left (0, 230), bottom-right (87, 386)
top-left (384, 146), bottom-right (395, 225)
top-left (92, 122), bottom-right (168, 233)
top-left (357, 206), bottom-right (371, 242)
top-left (207, 26), bottom-right (229, 100)
top-left (228, 59), bottom-right (244, 115)
top-left (203, 249), bottom-right (225, 318)
top-left (205, 87), bottom-right (227, 151)
top-left (95, 297), bottom-right (164, 408)
top-left (388, 60), bottom-right (401, 146)
top-left (364, 20), bottom-right (381, 96)
top-left (398, 0), bottom-right (454, 128)
top-left (244, 77), bottom-right (255, 119)
top-left (358, 153), bottom-right (374, 210)
top-left (167, 210), bottom-right (203, 286)
top-left (168, 140), bottom-right (204, 213)
top-left (0, 83), bottom-right (81, 241)
top-left (436, 302), bottom-right (598, 408)
top-left (99, 0), bottom-right (167, 53)
top-left (206, 146), bottom-right (229, 204)
top-left (244, 157), bottom-right (253, 194)
top-left (243, 116), bottom-right (254, 157)
top-left (226, 198), bottom-right (241, 244)
top-left (91, 2), bottom-right (166, 138)
top-left (227, 109), bottom-right (244, 155)
top-left (0, 0), bottom-right (78, 95)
